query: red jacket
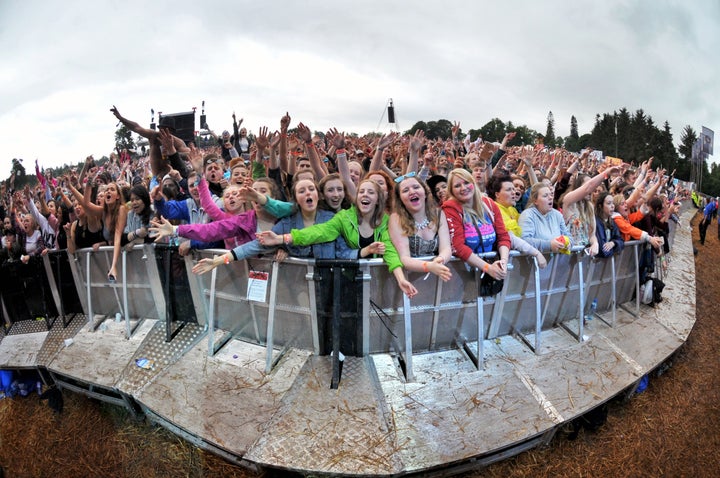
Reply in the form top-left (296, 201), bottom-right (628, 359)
top-left (442, 196), bottom-right (511, 262)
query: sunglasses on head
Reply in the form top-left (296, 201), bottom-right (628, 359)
top-left (394, 171), bottom-right (417, 183)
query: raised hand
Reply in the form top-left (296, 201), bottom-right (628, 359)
top-left (377, 132), bottom-right (399, 150)
top-left (239, 185), bottom-right (264, 204)
top-left (149, 216), bottom-right (174, 242)
top-left (159, 128), bottom-right (176, 155)
top-left (328, 128), bottom-right (346, 149)
top-left (187, 143), bottom-right (204, 174)
top-left (451, 121), bottom-right (460, 138)
top-left (110, 105), bottom-right (122, 120)
top-left (269, 131), bottom-right (282, 149)
top-left (409, 130), bottom-right (425, 154)
top-left (280, 112), bottom-right (291, 133)
top-left (297, 122), bottom-right (312, 144)
top-left (255, 126), bottom-right (270, 150)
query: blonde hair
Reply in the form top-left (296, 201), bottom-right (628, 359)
top-left (446, 168), bottom-right (493, 224)
top-left (560, 174), bottom-right (596, 232)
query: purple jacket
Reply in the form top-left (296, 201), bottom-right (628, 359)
top-left (178, 210), bottom-right (257, 249)
top-left (177, 177), bottom-right (256, 249)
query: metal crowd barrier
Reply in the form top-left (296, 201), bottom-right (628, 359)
top-left (3, 240), bottom-right (645, 384)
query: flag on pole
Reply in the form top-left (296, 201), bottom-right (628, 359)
top-left (701, 126), bottom-right (714, 156)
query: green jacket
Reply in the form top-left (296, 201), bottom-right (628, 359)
top-left (290, 206), bottom-right (402, 272)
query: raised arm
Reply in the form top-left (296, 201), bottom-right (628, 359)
top-left (562, 166), bottom-right (618, 208)
top-left (406, 130), bottom-right (425, 175)
top-left (111, 105), bottom-right (156, 139)
top-left (278, 112), bottom-right (291, 173)
top-left (297, 122), bottom-right (328, 179)
top-left (328, 129), bottom-right (357, 200)
top-left (369, 132), bottom-right (398, 172)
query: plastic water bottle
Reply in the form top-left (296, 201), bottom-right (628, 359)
top-left (589, 298), bottom-right (598, 320)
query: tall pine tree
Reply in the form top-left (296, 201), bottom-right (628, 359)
top-left (545, 111), bottom-right (556, 147)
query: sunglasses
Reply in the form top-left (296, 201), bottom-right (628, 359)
top-left (394, 170), bottom-right (417, 183)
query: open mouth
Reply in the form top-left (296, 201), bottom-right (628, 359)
top-left (408, 194), bottom-right (421, 205)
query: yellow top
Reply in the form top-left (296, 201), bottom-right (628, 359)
top-left (496, 201), bottom-right (521, 237)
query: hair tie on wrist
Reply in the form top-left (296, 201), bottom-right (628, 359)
top-left (422, 261), bottom-right (429, 273)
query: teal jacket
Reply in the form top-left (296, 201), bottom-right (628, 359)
top-left (290, 206), bottom-right (402, 272)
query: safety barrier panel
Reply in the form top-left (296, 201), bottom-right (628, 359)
top-left (3, 240), bottom-right (645, 383)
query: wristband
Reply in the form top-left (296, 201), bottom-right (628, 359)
top-left (483, 263), bottom-right (490, 273)
top-left (336, 148), bottom-right (346, 155)
top-left (283, 233), bottom-right (291, 245)
top-left (422, 261), bottom-right (429, 273)
top-left (223, 254), bottom-right (231, 265)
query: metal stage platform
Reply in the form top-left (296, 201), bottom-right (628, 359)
top-left (0, 211), bottom-right (695, 476)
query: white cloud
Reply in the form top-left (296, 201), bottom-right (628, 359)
top-left (1, 0), bottom-right (719, 178)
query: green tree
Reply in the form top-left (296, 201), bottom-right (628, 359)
top-left (506, 124), bottom-right (538, 147)
top-left (406, 121), bottom-right (428, 136)
top-left (678, 125), bottom-right (698, 186)
top-left (678, 125), bottom-right (697, 160)
top-left (615, 108), bottom-right (631, 159)
top-left (565, 115), bottom-right (580, 152)
top-left (114, 125), bottom-right (135, 153)
top-left (545, 111), bottom-right (556, 147)
top-left (653, 121), bottom-right (680, 175)
top-left (405, 119), bottom-right (454, 140)
top-left (477, 118), bottom-right (507, 143)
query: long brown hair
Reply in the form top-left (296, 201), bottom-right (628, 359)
top-left (103, 182), bottom-right (125, 235)
top-left (363, 170), bottom-right (394, 211)
top-left (355, 179), bottom-right (386, 228)
top-left (392, 176), bottom-right (439, 236)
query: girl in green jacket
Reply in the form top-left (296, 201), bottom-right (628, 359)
top-left (258, 178), bottom-right (417, 298)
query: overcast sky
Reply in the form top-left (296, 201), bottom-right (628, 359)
top-left (1, 0), bottom-right (718, 179)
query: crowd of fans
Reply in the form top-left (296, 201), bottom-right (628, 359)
top-left (1, 107), bottom-right (691, 300)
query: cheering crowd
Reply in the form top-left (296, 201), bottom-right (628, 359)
top-left (1, 107), bottom-right (690, 299)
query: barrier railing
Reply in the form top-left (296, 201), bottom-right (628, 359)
top-left (3, 240), bottom-right (646, 383)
